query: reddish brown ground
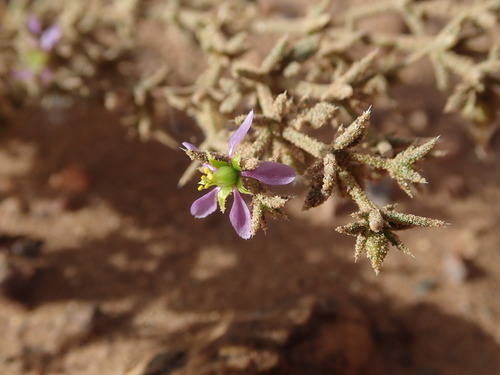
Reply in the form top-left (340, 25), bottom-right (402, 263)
top-left (1, 3), bottom-right (500, 375)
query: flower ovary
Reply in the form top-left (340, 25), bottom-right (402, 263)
top-left (213, 166), bottom-right (239, 188)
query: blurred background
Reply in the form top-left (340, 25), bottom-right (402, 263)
top-left (1, 1), bottom-right (500, 374)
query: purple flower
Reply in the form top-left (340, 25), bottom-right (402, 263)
top-left (39, 25), bottom-right (62, 52)
top-left (13, 16), bottom-right (61, 83)
top-left (27, 15), bottom-right (42, 35)
top-left (12, 67), bottom-right (53, 83)
top-left (183, 110), bottom-right (296, 239)
top-left (27, 16), bottom-right (61, 52)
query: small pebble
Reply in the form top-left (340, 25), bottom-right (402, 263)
top-left (441, 252), bottom-right (469, 284)
top-left (376, 140), bottom-right (394, 157)
top-left (414, 279), bottom-right (439, 297)
top-left (408, 110), bottom-right (429, 133)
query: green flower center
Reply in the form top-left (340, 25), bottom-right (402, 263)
top-left (197, 156), bottom-right (252, 213)
top-left (198, 164), bottom-right (239, 191)
top-left (213, 166), bottom-right (238, 187)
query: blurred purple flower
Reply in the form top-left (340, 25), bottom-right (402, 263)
top-left (38, 25), bottom-right (62, 52)
top-left (183, 110), bottom-right (296, 239)
top-left (12, 68), bottom-right (53, 83)
top-left (27, 15), bottom-right (61, 52)
top-left (12, 69), bottom-right (35, 82)
top-left (27, 15), bottom-right (42, 34)
top-left (12, 16), bottom-right (61, 83)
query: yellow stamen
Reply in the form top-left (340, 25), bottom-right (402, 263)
top-left (197, 167), bottom-right (215, 191)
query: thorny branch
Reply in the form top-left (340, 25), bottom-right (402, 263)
top-left (2, 0), bottom-right (495, 272)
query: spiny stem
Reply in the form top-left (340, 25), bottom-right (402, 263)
top-left (282, 127), bottom-right (326, 158)
top-left (337, 166), bottom-right (376, 212)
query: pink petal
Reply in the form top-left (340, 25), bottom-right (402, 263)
top-left (182, 142), bottom-right (216, 171)
top-left (27, 15), bottom-right (42, 34)
top-left (182, 142), bottom-right (199, 151)
top-left (12, 69), bottom-right (35, 82)
top-left (241, 162), bottom-right (296, 185)
top-left (228, 110), bottom-right (253, 157)
top-left (229, 189), bottom-right (252, 239)
top-left (40, 25), bottom-right (61, 51)
top-left (204, 163), bottom-right (217, 172)
top-left (191, 187), bottom-right (220, 218)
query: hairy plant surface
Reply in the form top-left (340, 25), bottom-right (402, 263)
top-left (1, 0), bottom-right (498, 272)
